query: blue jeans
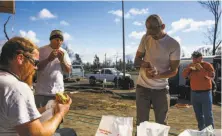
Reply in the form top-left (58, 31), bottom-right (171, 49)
top-left (191, 91), bottom-right (214, 130)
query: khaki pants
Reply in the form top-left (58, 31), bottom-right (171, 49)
top-left (136, 85), bottom-right (170, 126)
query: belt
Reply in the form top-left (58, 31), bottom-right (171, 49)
top-left (192, 90), bottom-right (211, 93)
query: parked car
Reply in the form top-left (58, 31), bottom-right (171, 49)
top-left (64, 64), bottom-right (84, 82)
top-left (85, 68), bottom-right (132, 87)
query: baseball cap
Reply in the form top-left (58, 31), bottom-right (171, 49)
top-left (191, 51), bottom-right (203, 58)
top-left (146, 14), bottom-right (163, 35)
top-left (49, 30), bottom-right (64, 41)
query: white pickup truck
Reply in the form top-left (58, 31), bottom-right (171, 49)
top-left (85, 68), bottom-right (132, 85)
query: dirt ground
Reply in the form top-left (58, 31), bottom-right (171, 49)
top-left (60, 90), bottom-right (221, 136)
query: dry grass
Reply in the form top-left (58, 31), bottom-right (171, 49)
top-left (61, 92), bottom-right (221, 136)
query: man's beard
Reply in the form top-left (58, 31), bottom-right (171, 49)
top-left (152, 36), bottom-right (159, 40)
top-left (19, 63), bottom-right (35, 87)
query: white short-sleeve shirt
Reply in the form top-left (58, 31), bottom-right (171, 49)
top-left (136, 34), bottom-right (181, 89)
top-left (35, 45), bottom-right (71, 96)
top-left (0, 71), bottom-right (41, 136)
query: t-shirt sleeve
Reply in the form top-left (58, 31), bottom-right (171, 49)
top-left (63, 50), bottom-right (72, 65)
top-left (170, 42), bottom-right (181, 60)
top-left (8, 87), bottom-right (41, 126)
top-left (137, 35), bottom-right (146, 53)
top-left (39, 47), bottom-right (47, 61)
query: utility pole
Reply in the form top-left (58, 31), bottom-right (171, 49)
top-left (115, 52), bottom-right (118, 68)
top-left (122, 0), bottom-right (126, 78)
top-left (105, 53), bottom-right (106, 67)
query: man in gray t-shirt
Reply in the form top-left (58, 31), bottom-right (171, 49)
top-left (134, 14), bottom-right (181, 126)
top-left (0, 37), bottom-right (74, 136)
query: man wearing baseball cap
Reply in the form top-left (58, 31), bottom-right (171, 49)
top-left (134, 14), bottom-right (181, 126)
top-left (182, 51), bottom-right (215, 130)
top-left (35, 30), bottom-right (72, 116)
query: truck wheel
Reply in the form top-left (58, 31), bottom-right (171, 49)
top-left (89, 77), bottom-right (96, 86)
top-left (129, 79), bottom-right (134, 89)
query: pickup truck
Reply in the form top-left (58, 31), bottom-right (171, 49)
top-left (63, 65), bottom-right (84, 82)
top-left (85, 68), bottom-right (132, 86)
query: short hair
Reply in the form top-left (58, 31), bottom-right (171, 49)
top-left (145, 14), bottom-right (164, 35)
top-left (191, 51), bottom-right (202, 58)
top-left (145, 14), bottom-right (163, 26)
top-left (0, 37), bottom-right (38, 66)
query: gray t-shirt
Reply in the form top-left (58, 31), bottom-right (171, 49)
top-left (35, 45), bottom-right (72, 96)
top-left (0, 71), bottom-right (41, 136)
top-left (137, 34), bottom-right (181, 89)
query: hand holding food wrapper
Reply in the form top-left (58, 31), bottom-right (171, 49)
top-left (189, 63), bottom-right (203, 71)
top-left (146, 67), bottom-right (158, 78)
top-left (39, 92), bottom-right (71, 122)
top-left (143, 62), bottom-right (158, 78)
top-left (47, 49), bottom-right (65, 62)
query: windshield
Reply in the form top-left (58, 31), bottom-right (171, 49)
top-left (110, 68), bottom-right (120, 74)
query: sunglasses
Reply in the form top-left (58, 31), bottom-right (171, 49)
top-left (16, 50), bottom-right (39, 67)
top-left (23, 54), bottom-right (40, 67)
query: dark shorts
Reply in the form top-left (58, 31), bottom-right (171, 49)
top-left (54, 128), bottom-right (77, 136)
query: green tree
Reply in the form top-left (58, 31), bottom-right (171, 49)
top-left (75, 53), bottom-right (82, 64)
top-left (93, 54), bottom-right (100, 69)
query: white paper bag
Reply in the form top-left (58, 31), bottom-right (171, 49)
top-left (178, 125), bottom-right (217, 136)
top-left (178, 130), bottom-right (214, 136)
top-left (213, 129), bottom-right (222, 136)
top-left (137, 121), bottom-right (170, 136)
top-left (39, 108), bottom-right (54, 122)
top-left (95, 115), bottom-right (133, 136)
top-left (45, 100), bottom-right (56, 110)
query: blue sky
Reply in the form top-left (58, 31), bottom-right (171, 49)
top-left (0, 1), bottom-right (217, 63)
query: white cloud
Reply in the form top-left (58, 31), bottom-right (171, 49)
top-left (63, 32), bottom-right (72, 41)
top-left (129, 31), bottom-right (146, 39)
top-left (128, 8), bottom-right (148, 15)
top-left (108, 8), bottom-right (149, 22)
top-left (19, 30), bottom-right (40, 43)
top-left (125, 13), bottom-right (131, 19)
top-left (0, 40), bottom-right (7, 52)
top-left (70, 42), bottom-right (218, 63)
top-left (181, 46), bottom-right (192, 57)
top-left (168, 18), bottom-right (214, 34)
top-left (30, 16), bottom-right (37, 21)
top-left (39, 8), bottom-right (57, 19)
top-left (70, 41), bottom-right (140, 63)
top-left (30, 8), bottom-right (57, 21)
top-left (114, 18), bottom-right (120, 24)
top-left (133, 21), bottom-right (143, 26)
top-left (183, 20), bottom-right (214, 32)
top-left (108, 10), bottom-right (122, 17)
top-left (173, 36), bottom-right (181, 44)
top-left (60, 20), bottom-right (70, 26)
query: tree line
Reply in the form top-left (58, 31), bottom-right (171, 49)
top-left (73, 54), bottom-right (135, 72)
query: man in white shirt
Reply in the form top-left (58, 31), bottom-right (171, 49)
top-left (35, 30), bottom-right (72, 108)
top-left (0, 37), bottom-right (73, 136)
top-left (134, 14), bottom-right (181, 126)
